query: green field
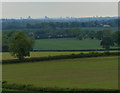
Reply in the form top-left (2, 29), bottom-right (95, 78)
top-left (34, 38), bottom-right (101, 50)
top-left (34, 38), bottom-right (117, 50)
top-left (3, 56), bottom-right (118, 89)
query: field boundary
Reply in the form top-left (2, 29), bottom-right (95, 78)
top-left (2, 48), bottom-right (120, 52)
top-left (32, 48), bottom-right (120, 52)
top-left (2, 52), bottom-right (119, 64)
top-left (2, 81), bottom-right (119, 93)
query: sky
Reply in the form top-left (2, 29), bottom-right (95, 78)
top-left (1, 0), bottom-right (119, 2)
top-left (1, 2), bottom-right (118, 19)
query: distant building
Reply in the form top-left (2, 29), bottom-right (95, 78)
top-left (103, 25), bottom-right (111, 28)
top-left (28, 16), bottom-right (32, 19)
top-left (45, 16), bottom-right (48, 19)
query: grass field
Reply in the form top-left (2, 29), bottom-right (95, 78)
top-left (34, 38), bottom-right (101, 50)
top-left (34, 38), bottom-right (117, 50)
top-left (3, 56), bottom-right (118, 89)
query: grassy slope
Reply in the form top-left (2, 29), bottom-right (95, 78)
top-left (3, 56), bottom-right (118, 89)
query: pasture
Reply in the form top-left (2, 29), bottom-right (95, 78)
top-left (3, 56), bottom-right (118, 89)
top-left (34, 38), bottom-right (117, 50)
top-left (34, 38), bottom-right (101, 50)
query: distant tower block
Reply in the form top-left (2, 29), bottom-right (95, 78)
top-left (45, 16), bottom-right (48, 19)
top-left (28, 16), bottom-right (32, 19)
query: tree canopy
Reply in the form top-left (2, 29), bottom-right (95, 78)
top-left (9, 32), bottom-right (34, 60)
top-left (112, 31), bottom-right (120, 46)
top-left (100, 36), bottom-right (114, 50)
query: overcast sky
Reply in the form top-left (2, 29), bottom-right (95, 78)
top-left (1, 0), bottom-right (119, 2)
top-left (2, 2), bottom-right (118, 18)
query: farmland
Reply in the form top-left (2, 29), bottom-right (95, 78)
top-left (2, 38), bottom-right (119, 92)
top-left (34, 38), bottom-right (117, 50)
top-left (2, 16), bottom-right (119, 92)
top-left (3, 56), bottom-right (118, 89)
top-left (34, 38), bottom-right (102, 50)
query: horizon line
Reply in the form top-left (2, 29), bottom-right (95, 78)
top-left (1, 15), bottom-right (118, 19)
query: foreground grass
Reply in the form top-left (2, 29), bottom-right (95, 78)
top-left (2, 89), bottom-right (43, 93)
top-left (3, 56), bottom-right (118, 89)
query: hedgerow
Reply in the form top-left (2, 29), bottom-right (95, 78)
top-left (2, 51), bottom-right (119, 64)
top-left (2, 81), bottom-right (119, 93)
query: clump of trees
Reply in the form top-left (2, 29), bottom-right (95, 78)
top-left (76, 28), bottom-right (113, 40)
top-left (112, 31), bottom-right (120, 46)
top-left (100, 29), bottom-right (113, 50)
top-left (76, 28), bottom-right (119, 50)
top-left (100, 29), bottom-right (120, 50)
top-left (9, 32), bottom-right (34, 60)
top-left (2, 31), bottom-right (16, 52)
top-left (100, 36), bottom-right (114, 50)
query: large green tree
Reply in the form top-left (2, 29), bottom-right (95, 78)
top-left (100, 36), bottom-right (114, 50)
top-left (9, 32), bottom-right (34, 60)
top-left (95, 30), bottom-right (103, 40)
top-left (2, 31), bottom-right (15, 52)
top-left (112, 31), bottom-right (120, 46)
top-left (103, 28), bottom-right (112, 37)
top-left (87, 30), bottom-right (96, 39)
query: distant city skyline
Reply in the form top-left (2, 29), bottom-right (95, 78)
top-left (2, 2), bottom-right (118, 19)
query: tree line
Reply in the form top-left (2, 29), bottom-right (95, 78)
top-left (2, 17), bottom-right (118, 30)
top-left (2, 29), bottom-right (120, 52)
